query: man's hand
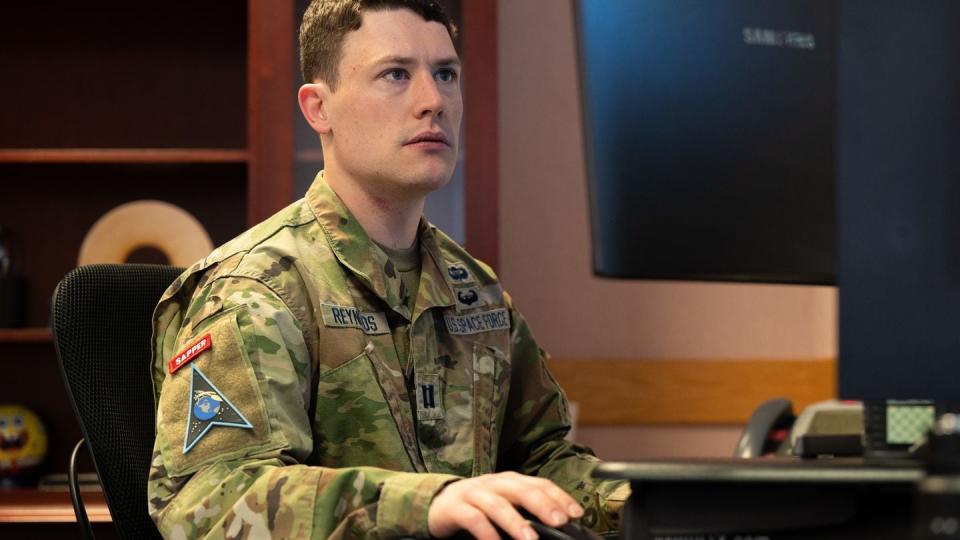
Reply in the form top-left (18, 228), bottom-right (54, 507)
top-left (427, 472), bottom-right (584, 540)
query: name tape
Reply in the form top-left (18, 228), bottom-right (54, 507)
top-left (320, 303), bottom-right (390, 335)
top-left (168, 333), bottom-right (212, 375)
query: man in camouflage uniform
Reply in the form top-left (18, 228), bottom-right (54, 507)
top-left (148, 1), bottom-right (628, 538)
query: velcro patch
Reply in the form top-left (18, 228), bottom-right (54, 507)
top-left (320, 303), bottom-right (389, 335)
top-left (158, 308), bottom-right (273, 477)
top-left (454, 285), bottom-right (485, 311)
top-left (446, 262), bottom-right (473, 283)
top-left (415, 373), bottom-right (444, 421)
top-left (444, 308), bottom-right (510, 335)
top-left (168, 333), bottom-right (212, 374)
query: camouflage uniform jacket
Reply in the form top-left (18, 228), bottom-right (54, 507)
top-left (148, 173), bottom-right (628, 539)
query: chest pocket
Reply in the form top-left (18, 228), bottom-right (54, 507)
top-left (418, 338), bottom-right (511, 477)
top-left (313, 343), bottom-right (419, 472)
top-left (470, 342), bottom-right (511, 474)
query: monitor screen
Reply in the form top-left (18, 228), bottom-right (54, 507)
top-left (574, 0), bottom-right (836, 284)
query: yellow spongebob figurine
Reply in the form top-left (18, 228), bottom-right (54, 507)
top-left (0, 404), bottom-right (47, 487)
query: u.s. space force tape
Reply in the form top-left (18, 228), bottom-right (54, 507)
top-left (443, 308), bottom-right (510, 335)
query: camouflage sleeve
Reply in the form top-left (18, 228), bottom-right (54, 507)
top-left (149, 276), bottom-right (460, 539)
top-left (496, 292), bottom-right (630, 533)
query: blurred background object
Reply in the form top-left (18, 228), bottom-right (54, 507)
top-left (0, 404), bottom-right (48, 488)
top-left (0, 225), bottom-right (26, 328)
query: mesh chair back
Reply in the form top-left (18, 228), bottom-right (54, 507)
top-left (52, 264), bottom-right (184, 540)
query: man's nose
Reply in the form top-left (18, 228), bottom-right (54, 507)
top-left (413, 71), bottom-right (444, 119)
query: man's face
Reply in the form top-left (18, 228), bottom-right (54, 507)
top-left (322, 8), bottom-right (462, 199)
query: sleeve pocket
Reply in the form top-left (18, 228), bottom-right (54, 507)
top-left (156, 307), bottom-right (279, 477)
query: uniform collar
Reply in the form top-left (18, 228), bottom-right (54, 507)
top-left (414, 222), bottom-right (458, 321)
top-left (307, 171), bottom-right (455, 321)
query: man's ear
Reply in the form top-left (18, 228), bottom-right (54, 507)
top-left (298, 82), bottom-right (333, 134)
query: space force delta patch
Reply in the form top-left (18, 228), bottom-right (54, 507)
top-left (183, 365), bottom-right (252, 454)
top-left (444, 308), bottom-right (510, 335)
top-left (320, 303), bottom-right (389, 335)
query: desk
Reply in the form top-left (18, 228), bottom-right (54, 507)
top-left (595, 457), bottom-right (922, 540)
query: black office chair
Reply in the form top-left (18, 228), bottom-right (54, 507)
top-left (52, 263), bottom-right (184, 540)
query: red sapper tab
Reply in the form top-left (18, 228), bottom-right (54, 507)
top-left (168, 334), bottom-right (212, 374)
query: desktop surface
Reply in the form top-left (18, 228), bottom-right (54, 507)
top-left (595, 456), bottom-right (922, 483)
top-left (597, 457), bottom-right (921, 540)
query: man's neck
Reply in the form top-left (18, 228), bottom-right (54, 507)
top-left (323, 168), bottom-right (425, 250)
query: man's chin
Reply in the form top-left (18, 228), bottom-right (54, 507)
top-left (399, 167), bottom-right (454, 193)
top-left (356, 163), bottom-right (455, 198)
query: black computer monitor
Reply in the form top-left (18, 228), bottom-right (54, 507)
top-left (574, 0), bottom-right (960, 406)
top-left (574, 0), bottom-right (836, 284)
top-left (836, 0), bottom-right (960, 403)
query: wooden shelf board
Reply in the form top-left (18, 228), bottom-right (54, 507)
top-left (0, 489), bottom-right (111, 523)
top-left (548, 357), bottom-right (837, 425)
top-left (0, 148), bottom-right (249, 164)
top-left (0, 328), bottom-right (52, 343)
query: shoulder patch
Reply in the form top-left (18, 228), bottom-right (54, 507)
top-left (168, 334), bottom-right (211, 374)
top-left (184, 366), bottom-right (253, 453)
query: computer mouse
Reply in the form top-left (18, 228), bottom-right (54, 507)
top-left (525, 516), bottom-right (604, 540)
top-left (446, 510), bottom-right (608, 540)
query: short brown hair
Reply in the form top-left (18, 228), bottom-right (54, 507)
top-left (299, 0), bottom-right (458, 88)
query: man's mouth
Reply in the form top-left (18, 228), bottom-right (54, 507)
top-left (405, 131), bottom-right (450, 147)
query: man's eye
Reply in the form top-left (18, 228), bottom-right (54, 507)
top-left (435, 69), bottom-right (458, 83)
top-left (384, 68), bottom-right (409, 81)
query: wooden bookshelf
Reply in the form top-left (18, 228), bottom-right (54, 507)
top-left (0, 0), bottom-right (292, 497)
top-left (0, 328), bottom-right (53, 343)
top-left (0, 489), bottom-right (110, 523)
